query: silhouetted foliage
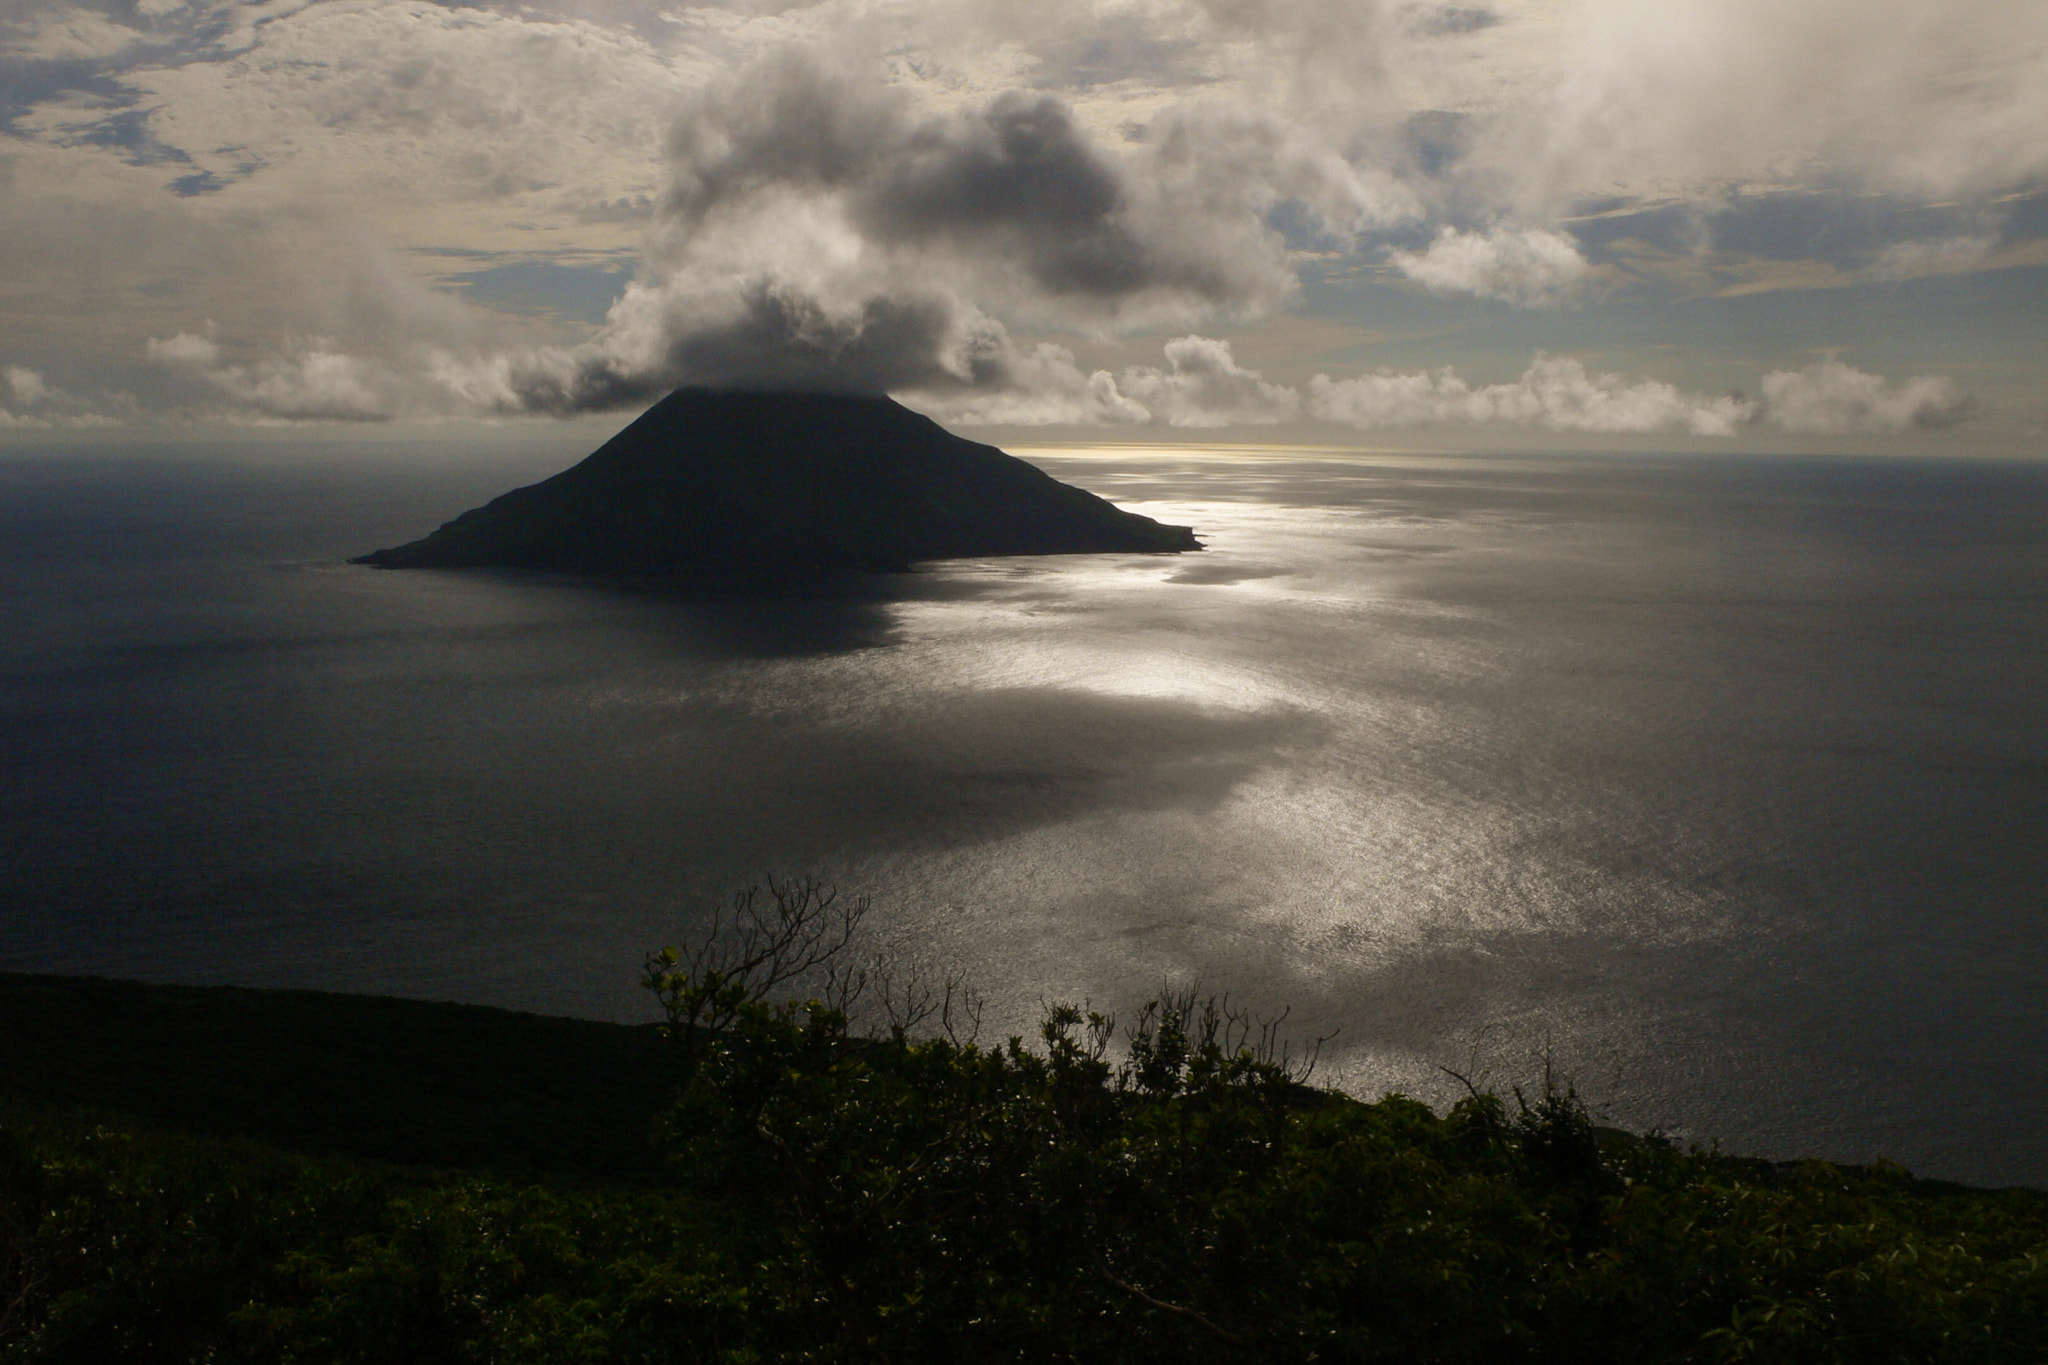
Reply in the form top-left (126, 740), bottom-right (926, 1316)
top-left (3, 885), bottom-right (2046, 1362)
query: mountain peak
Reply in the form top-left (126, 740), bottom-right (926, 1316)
top-left (354, 388), bottom-right (1198, 576)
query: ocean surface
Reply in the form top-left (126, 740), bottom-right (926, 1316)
top-left (2, 439), bottom-right (2044, 1185)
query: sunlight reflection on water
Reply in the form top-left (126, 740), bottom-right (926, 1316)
top-left (2, 444), bottom-right (2044, 1182)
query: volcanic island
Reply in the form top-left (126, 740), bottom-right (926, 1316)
top-left (355, 389), bottom-right (1200, 576)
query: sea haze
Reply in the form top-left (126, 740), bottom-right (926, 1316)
top-left (1, 441), bottom-right (2043, 1185)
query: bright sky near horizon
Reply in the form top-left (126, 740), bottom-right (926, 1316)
top-left (3, 0), bottom-right (2045, 452)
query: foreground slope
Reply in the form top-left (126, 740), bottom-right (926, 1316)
top-left (4, 970), bottom-right (2046, 1362)
top-left (355, 389), bottom-right (1199, 574)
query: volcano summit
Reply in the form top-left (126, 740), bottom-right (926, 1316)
top-left (354, 390), bottom-right (1199, 576)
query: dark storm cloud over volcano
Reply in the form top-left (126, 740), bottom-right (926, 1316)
top-left (482, 44), bottom-right (1369, 417)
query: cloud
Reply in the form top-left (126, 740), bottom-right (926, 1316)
top-left (0, 365), bottom-right (54, 428)
top-left (1485, 0), bottom-right (2048, 212)
top-left (917, 337), bottom-right (1756, 435)
top-left (5, 366), bottom-right (52, 406)
top-left (143, 331), bottom-right (219, 368)
top-left (1388, 224), bottom-right (1591, 306)
top-left (916, 341), bottom-right (1968, 440)
top-left (456, 45), bottom-right (1416, 415)
top-left (12, 1), bottom-right (692, 223)
top-left (1301, 354), bottom-right (1971, 437)
top-left (1399, 5), bottom-right (1501, 38)
top-left (141, 311), bottom-right (1978, 441)
top-left (904, 343), bottom-right (1151, 426)
top-left (1760, 359), bottom-right (1976, 433)
top-left (0, 361), bottom-right (123, 427)
top-left (1563, 191), bottom-right (2026, 289)
top-left (1869, 233), bottom-right (2000, 281)
top-left (1308, 353), bottom-right (1753, 435)
top-left (1181, 0), bottom-right (1395, 109)
top-left (146, 334), bottom-right (409, 421)
top-left (1117, 335), bottom-right (1300, 426)
top-left (3, 0), bottom-right (2034, 434)
top-left (657, 59), bottom-right (1298, 313)
top-left (0, 5), bottom-right (146, 62)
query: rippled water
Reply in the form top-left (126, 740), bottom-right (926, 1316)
top-left (2, 441), bottom-right (2044, 1184)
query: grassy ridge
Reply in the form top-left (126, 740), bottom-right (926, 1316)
top-left (0, 973), bottom-right (669, 1177)
top-left (4, 971), bottom-right (2047, 1362)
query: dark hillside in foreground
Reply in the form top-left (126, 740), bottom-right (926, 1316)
top-left (4, 970), bottom-right (2046, 1362)
top-left (355, 388), bottom-right (1199, 575)
top-left (0, 973), bottom-right (668, 1176)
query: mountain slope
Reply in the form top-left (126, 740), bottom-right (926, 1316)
top-left (355, 389), bottom-right (1199, 573)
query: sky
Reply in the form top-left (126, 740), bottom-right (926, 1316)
top-left (2, 0), bottom-right (2045, 452)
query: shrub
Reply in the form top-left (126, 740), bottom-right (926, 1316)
top-left (1, 881), bottom-right (2043, 1362)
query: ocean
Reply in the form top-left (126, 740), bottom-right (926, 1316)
top-left (2, 439), bottom-right (2044, 1185)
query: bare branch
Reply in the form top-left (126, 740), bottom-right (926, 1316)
top-left (940, 980), bottom-right (984, 1048)
top-left (1438, 1065), bottom-right (1485, 1103)
top-left (647, 877), bottom-right (980, 1075)
top-left (1099, 1262), bottom-right (1247, 1344)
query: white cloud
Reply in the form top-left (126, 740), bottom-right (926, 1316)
top-left (144, 332), bottom-right (220, 368)
top-left (148, 324), bottom-right (472, 422)
top-left (1308, 353), bottom-right (1754, 435)
top-left (5, 366), bottom-right (51, 407)
top-left (919, 339), bottom-right (1788, 436)
top-left (1870, 234), bottom-right (2000, 281)
top-left (181, 343), bottom-right (409, 422)
top-left (1760, 359), bottom-right (1975, 434)
top-left (0, 364), bottom-right (50, 428)
top-left (1485, 0), bottom-right (2048, 211)
top-left (206, 346), bottom-right (403, 422)
top-left (1116, 335), bottom-right (1300, 426)
top-left (30, 0), bottom-right (695, 238)
top-left (1388, 224), bottom-right (1590, 307)
top-left (0, 6), bottom-right (146, 61)
top-left (906, 344), bottom-right (1150, 426)
top-left (1303, 354), bottom-right (1973, 437)
top-left (134, 311), bottom-right (1979, 443)
top-left (0, 361), bottom-right (123, 427)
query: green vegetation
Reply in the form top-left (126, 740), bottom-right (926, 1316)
top-left (4, 882), bottom-right (2046, 1362)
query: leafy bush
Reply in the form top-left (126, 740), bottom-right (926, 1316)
top-left (2, 881), bottom-right (2044, 1362)
top-left (635, 882), bottom-right (2048, 1362)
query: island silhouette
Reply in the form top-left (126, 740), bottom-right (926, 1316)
top-left (354, 389), bottom-right (1199, 575)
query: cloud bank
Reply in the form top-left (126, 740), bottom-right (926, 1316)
top-left (118, 32), bottom-right (1980, 438)
top-left (908, 343), bottom-right (1969, 438)
top-left (1307, 354), bottom-right (1751, 435)
top-left (4, 0), bottom-right (2038, 440)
